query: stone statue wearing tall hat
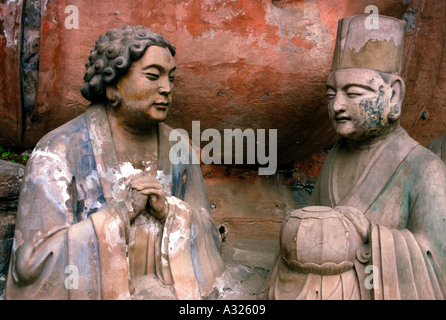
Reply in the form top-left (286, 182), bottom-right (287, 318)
top-left (262, 14), bottom-right (446, 300)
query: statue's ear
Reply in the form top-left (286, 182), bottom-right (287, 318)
top-left (105, 85), bottom-right (122, 108)
top-left (388, 76), bottom-right (405, 122)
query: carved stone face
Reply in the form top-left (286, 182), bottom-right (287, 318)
top-left (326, 68), bottom-right (400, 142)
top-left (113, 45), bottom-right (176, 129)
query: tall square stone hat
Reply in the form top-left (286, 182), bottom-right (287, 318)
top-left (331, 14), bottom-right (407, 75)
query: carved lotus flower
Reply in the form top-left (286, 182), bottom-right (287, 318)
top-left (280, 206), bottom-right (363, 275)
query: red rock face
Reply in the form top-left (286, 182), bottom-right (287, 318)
top-left (0, 1), bottom-right (23, 145)
top-left (400, 0), bottom-right (446, 147)
top-left (2, 0), bottom-right (444, 167)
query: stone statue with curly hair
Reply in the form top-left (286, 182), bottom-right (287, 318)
top-left (6, 25), bottom-right (225, 300)
top-left (80, 25), bottom-right (176, 103)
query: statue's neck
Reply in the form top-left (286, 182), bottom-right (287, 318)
top-left (345, 123), bottom-right (402, 151)
top-left (105, 104), bottom-right (158, 170)
top-left (105, 104), bottom-right (158, 141)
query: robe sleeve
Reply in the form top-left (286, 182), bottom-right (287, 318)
top-left (368, 156), bottom-right (446, 300)
top-left (6, 137), bottom-right (104, 299)
top-left (183, 155), bottom-right (225, 290)
top-left (155, 157), bottom-right (225, 299)
top-left (5, 131), bottom-right (130, 300)
top-left (426, 134), bottom-right (446, 162)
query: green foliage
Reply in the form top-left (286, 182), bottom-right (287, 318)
top-left (0, 146), bottom-right (30, 165)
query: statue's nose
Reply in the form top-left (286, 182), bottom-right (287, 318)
top-left (159, 76), bottom-right (172, 96)
top-left (331, 93), bottom-right (347, 113)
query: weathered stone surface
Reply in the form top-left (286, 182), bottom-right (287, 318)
top-left (1, 0), bottom-right (445, 300)
top-left (0, 213), bottom-right (15, 299)
top-left (0, 160), bottom-right (25, 199)
top-left (130, 275), bottom-right (176, 300)
top-left (0, 159), bottom-right (23, 298)
top-left (1, 0), bottom-right (416, 165)
top-left (400, 0), bottom-right (446, 146)
top-left (202, 164), bottom-right (310, 240)
top-left (0, 214), bottom-right (15, 241)
top-left (2, 0), bottom-right (446, 164)
top-left (264, 12), bottom-right (446, 300)
top-left (0, 238), bottom-right (13, 273)
top-left (216, 238), bottom-right (278, 299)
top-left (0, 0), bottom-right (23, 146)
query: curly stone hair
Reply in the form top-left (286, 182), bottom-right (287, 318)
top-left (81, 25), bottom-right (176, 103)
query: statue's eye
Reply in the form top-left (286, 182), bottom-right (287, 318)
top-left (169, 71), bottom-right (176, 83)
top-left (347, 92), bottom-right (362, 98)
top-left (144, 72), bottom-right (159, 80)
top-left (327, 92), bottom-right (336, 100)
top-left (345, 86), bottom-right (373, 98)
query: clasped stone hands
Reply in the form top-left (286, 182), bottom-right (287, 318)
top-left (125, 173), bottom-right (168, 224)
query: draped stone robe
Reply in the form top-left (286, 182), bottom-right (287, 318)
top-left (427, 134), bottom-right (446, 164)
top-left (6, 104), bottom-right (224, 300)
top-left (266, 128), bottom-right (446, 300)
